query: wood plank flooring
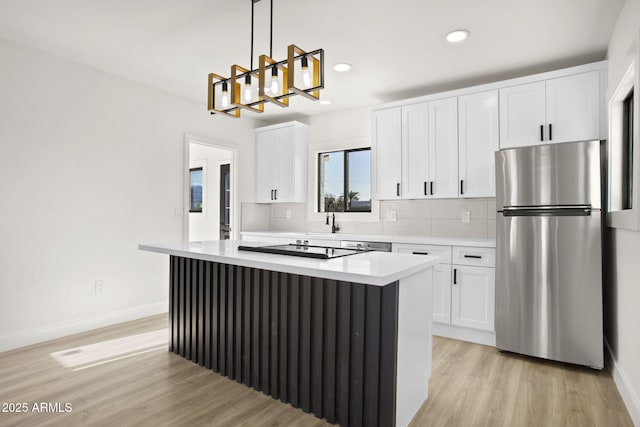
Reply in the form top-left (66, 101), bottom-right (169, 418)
top-left (0, 314), bottom-right (632, 427)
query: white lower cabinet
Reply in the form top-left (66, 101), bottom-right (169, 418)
top-left (394, 243), bottom-right (496, 345)
top-left (451, 265), bottom-right (495, 331)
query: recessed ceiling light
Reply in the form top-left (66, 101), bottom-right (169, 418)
top-left (320, 100), bottom-right (332, 105)
top-left (332, 63), bottom-right (352, 72)
top-left (446, 29), bottom-right (469, 43)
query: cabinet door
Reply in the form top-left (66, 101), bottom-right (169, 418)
top-left (429, 97), bottom-right (459, 198)
top-left (401, 103), bottom-right (430, 199)
top-left (499, 82), bottom-right (546, 148)
top-left (458, 90), bottom-right (499, 198)
top-left (255, 131), bottom-right (278, 203)
top-left (451, 265), bottom-right (495, 331)
top-left (372, 107), bottom-right (402, 199)
top-left (432, 264), bottom-right (452, 324)
top-left (273, 128), bottom-right (296, 202)
top-left (546, 71), bottom-right (600, 144)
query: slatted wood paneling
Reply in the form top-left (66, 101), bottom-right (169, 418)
top-left (169, 255), bottom-right (399, 427)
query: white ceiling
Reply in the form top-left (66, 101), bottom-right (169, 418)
top-left (0, 0), bottom-right (625, 121)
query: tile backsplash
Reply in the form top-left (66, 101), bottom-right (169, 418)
top-left (242, 198), bottom-right (498, 239)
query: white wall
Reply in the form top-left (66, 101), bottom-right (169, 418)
top-left (0, 38), bottom-right (256, 351)
top-left (188, 143), bottom-right (232, 241)
top-left (604, 0), bottom-right (640, 424)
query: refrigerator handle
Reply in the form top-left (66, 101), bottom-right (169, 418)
top-left (540, 125), bottom-right (544, 141)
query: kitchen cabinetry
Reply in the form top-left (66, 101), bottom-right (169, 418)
top-left (458, 90), bottom-right (499, 198)
top-left (372, 107), bottom-right (402, 199)
top-left (255, 121), bottom-right (308, 203)
top-left (499, 70), bottom-right (600, 148)
top-left (373, 97), bottom-right (458, 200)
top-left (394, 242), bottom-right (496, 345)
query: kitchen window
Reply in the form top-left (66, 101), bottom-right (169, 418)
top-left (318, 148), bottom-right (371, 212)
top-left (608, 59), bottom-right (639, 231)
top-left (621, 89), bottom-right (634, 209)
top-left (189, 167), bottom-right (203, 213)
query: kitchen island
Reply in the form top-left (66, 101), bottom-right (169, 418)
top-left (139, 240), bottom-right (438, 427)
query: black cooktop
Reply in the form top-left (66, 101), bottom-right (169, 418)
top-left (237, 244), bottom-right (367, 259)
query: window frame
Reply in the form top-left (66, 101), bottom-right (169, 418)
top-left (608, 59), bottom-right (640, 231)
top-left (317, 147), bottom-right (372, 213)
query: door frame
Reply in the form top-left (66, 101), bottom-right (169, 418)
top-left (183, 134), bottom-right (239, 242)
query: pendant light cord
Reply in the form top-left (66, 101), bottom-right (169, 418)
top-left (270, 0), bottom-right (273, 58)
top-left (250, 0), bottom-right (255, 70)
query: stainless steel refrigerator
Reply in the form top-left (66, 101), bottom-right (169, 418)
top-left (495, 140), bottom-right (604, 369)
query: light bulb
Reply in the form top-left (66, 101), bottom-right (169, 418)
top-left (301, 56), bottom-right (311, 87)
top-left (243, 75), bottom-right (252, 102)
top-left (270, 67), bottom-right (279, 94)
top-left (221, 81), bottom-right (229, 108)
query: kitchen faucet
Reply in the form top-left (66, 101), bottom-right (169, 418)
top-left (325, 203), bottom-right (340, 233)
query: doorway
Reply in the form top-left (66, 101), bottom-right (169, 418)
top-left (185, 136), bottom-right (236, 242)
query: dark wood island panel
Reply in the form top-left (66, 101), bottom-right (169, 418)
top-left (169, 255), bottom-right (400, 427)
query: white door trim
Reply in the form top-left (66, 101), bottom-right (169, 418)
top-left (183, 134), bottom-right (239, 242)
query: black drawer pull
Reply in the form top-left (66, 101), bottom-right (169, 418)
top-left (412, 251), bottom-right (429, 255)
top-left (397, 183), bottom-right (400, 197)
top-left (460, 180), bottom-right (464, 195)
top-left (549, 123), bottom-right (553, 141)
top-left (540, 124), bottom-right (544, 141)
top-left (430, 181), bottom-right (434, 195)
top-left (423, 181), bottom-right (427, 196)
top-left (270, 189), bottom-right (274, 200)
top-left (463, 254), bottom-right (482, 259)
top-left (453, 268), bottom-right (457, 284)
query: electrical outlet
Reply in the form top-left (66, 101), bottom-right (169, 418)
top-left (94, 280), bottom-right (104, 295)
top-left (461, 210), bottom-right (471, 223)
top-left (286, 209), bottom-right (292, 219)
top-left (385, 210), bottom-right (397, 221)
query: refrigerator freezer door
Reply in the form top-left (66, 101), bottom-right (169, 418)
top-left (495, 140), bottom-right (602, 209)
top-left (495, 211), bottom-right (603, 368)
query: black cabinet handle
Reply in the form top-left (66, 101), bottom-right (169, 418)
top-left (424, 181), bottom-right (427, 196)
top-left (460, 180), bottom-right (464, 195)
top-left (412, 251), bottom-right (429, 255)
top-left (549, 123), bottom-right (553, 141)
top-left (396, 183), bottom-right (400, 197)
top-left (453, 268), bottom-right (457, 284)
top-left (540, 124), bottom-right (544, 141)
top-left (274, 189), bottom-right (277, 200)
top-left (464, 254), bottom-right (482, 259)
top-left (270, 189), bottom-right (274, 200)
top-left (430, 181), bottom-right (434, 196)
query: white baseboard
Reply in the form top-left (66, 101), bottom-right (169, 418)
top-left (0, 301), bottom-right (169, 353)
top-left (432, 322), bottom-right (496, 347)
top-left (605, 338), bottom-right (640, 426)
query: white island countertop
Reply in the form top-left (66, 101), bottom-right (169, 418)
top-left (139, 240), bottom-right (439, 287)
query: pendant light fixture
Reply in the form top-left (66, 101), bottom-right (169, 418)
top-left (207, 0), bottom-right (325, 118)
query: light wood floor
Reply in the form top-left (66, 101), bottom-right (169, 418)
top-left (0, 315), bottom-right (632, 427)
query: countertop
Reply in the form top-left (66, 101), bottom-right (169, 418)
top-left (240, 231), bottom-right (496, 248)
top-left (139, 240), bottom-right (439, 287)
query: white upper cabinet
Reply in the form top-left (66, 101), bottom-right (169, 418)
top-left (374, 98), bottom-right (458, 200)
top-left (255, 121), bottom-right (308, 203)
top-left (401, 103), bottom-right (430, 199)
top-left (427, 98), bottom-right (458, 198)
top-left (500, 70), bottom-right (600, 148)
top-left (372, 107), bottom-right (402, 199)
top-left (458, 90), bottom-right (499, 198)
top-left (545, 71), bottom-right (600, 143)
